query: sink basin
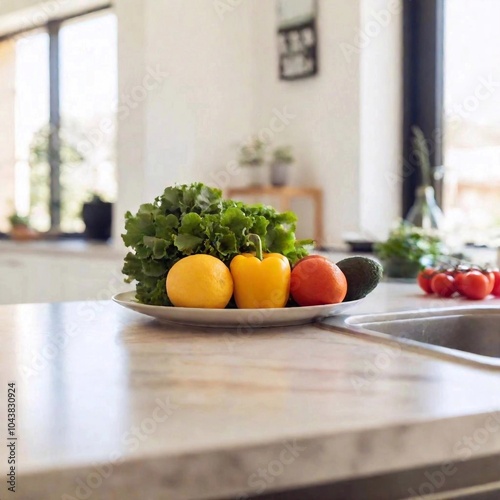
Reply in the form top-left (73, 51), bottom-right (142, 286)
top-left (321, 306), bottom-right (500, 369)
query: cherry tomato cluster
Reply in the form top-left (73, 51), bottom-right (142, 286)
top-left (418, 266), bottom-right (500, 300)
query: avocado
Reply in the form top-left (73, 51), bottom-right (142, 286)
top-left (336, 256), bottom-right (383, 301)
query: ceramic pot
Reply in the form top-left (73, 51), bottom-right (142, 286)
top-left (382, 257), bottom-right (421, 279)
top-left (10, 225), bottom-right (39, 242)
top-left (270, 162), bottom-right (290, 187)
top-left (82, 201), bottom-right (113, 241)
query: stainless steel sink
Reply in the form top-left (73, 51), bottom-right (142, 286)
top-left (321, 306), bottom-right (500, 369)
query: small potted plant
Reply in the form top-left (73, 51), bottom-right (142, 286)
top-left (8, 212), bottom-right (38, 241)
top-left (82, 193), bottom-right (112, 241)
top-left (270, 146), bottom-right (294, 186)
top-left (374, 221), bottom-right (444, 279)
top-left (238, 136), bottom-right (267, 186)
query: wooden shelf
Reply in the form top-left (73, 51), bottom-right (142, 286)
top-left (226, 185), bottom-right (324, 247)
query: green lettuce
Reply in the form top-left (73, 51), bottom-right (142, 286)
top-left (122, 183), bottom-right (312, 305)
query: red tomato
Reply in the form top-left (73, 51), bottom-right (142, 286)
top-left (431, 273), bottom-right (456, 297)
top-left (293, 255), bottom-right (327, 268)
top-left (417, 268), bottom-right (436, 294)
top-left (492, 271), bottom-right (500, 297)
top-left (482, 271), bottom-right (496, 295)
top-left (461, 271), bottom-right (491, 300)
top-left (454, 272), bottom-right (467, 296)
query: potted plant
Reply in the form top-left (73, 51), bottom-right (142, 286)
top-left (8, 212), bottom-right (38, 241)
top-left (82, 194), bottom-right (112, 241)
top-left (270, 146), bottom-right (294, 186)
top-left (238, 136), bottom-right (267, 186)
top-left (374, 221), bottom-right (444, 279)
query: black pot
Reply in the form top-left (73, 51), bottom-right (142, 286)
top-left (82, 201), bottom-right (113, 241)
top-left (382, 257), bottom-right (421, 279)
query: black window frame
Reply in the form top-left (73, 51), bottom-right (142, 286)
top-left (402, 0), bottom-right (445, 216)
top-left (0, 4), bottom-right (112, 236)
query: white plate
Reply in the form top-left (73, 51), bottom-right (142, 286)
top-left (112, 291), bottom-right (363, 328)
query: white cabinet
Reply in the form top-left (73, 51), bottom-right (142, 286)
top-left (0, 255), bottom-right (32, 304)
top-left (0, 250), bottom-right (129, 305)
top-left (57, 256), bottom-right (127, 302)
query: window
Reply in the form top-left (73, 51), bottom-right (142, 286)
top-left (14, 30), bottom-right (50, 231)
top-left (0, 9), bottom-right (117, 234)
top-left (443, 0), bottom-right (500, 246)
top-left (403, 0), bottom-right (500, 247)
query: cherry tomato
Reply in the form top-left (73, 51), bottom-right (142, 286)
top-left (482, 271), bottom-right (496, 295)
top-left (461, 271), bottom-right (490, 300)
top-left (454, 272), bottom-right (467, 296)
top-left (491, 270), bottom-right (500, 297)
top-left (417, 268), bottom-right (436, 294)
top-left (431, 273), bottom-right (456, 297)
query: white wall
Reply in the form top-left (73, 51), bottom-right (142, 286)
top-left (114, 0), bottom-right (257, 241)
top-left (251, 0), bottom-right (363, 245)
top-left (143, 0), bottom-right (255, 195)
top-left (359, 0), bottom-right (402, 240)
top-left (250, 0), bottom-right (402, 245)
top-left (114, 0), bottom-right (147, 241)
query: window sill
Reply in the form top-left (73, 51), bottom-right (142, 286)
top-left (0, 237), bottom-right (125, 260)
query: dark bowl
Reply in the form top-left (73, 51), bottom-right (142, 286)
top-left (345, 240), bottom-right (374, 253)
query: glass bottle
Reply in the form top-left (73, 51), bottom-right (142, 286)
top-left (406, 185), bottom-right (444, 231)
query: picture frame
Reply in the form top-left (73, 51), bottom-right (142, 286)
top-left (277, 0), bottom-right (318, 80)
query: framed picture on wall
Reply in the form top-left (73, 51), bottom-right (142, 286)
top-left (277, 0), bottom-right (318, 80)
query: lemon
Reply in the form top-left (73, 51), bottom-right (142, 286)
top-left (166, 255), bottom-right (233, 308)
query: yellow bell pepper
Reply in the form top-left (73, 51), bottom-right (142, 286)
top-left (230, 235), bottom-right (291, 308)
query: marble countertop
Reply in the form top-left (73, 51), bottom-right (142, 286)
top-left (1, 283), bottom-right (500, 499)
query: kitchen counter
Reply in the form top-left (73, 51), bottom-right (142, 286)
top-left (1, 283), bottom-right (500, 499)
top-left (0, 239), bottom-right (125, 260)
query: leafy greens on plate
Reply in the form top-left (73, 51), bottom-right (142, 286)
top-left (122, 183), bottom-right (312, 306)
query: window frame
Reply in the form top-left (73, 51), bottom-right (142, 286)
top-left (0, 4), bottom-right (112, 237)
top-left (402, 0), bottom-right (445, 216)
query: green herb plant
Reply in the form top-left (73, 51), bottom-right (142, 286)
top-left (238, 136), bottom-right (267, 167)
top-left (374, 221), bottom-right (444, 267)
top-left (122, 183), bottom-right (312, 305)
top-left (8, 213), bottom-right (30, 228)
top-left (272, 146), bottom-right (294, 164)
